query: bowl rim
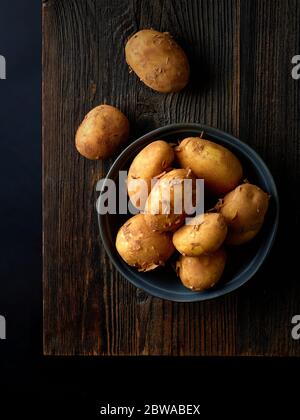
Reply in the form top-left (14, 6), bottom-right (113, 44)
top-left (98, 123), bottom-right (279, 302)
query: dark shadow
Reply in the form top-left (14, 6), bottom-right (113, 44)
top-left (187, 52), bottom-right (215, 95)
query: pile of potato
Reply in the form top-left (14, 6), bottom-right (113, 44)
top-left (116, 137), bottom-right (270, 292)
top-left (73, 28), bottom-right (270, 292)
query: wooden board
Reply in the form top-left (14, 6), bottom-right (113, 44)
top-left (43, 0), bottom-right (300, 356)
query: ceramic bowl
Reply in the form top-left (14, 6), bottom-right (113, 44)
top-left (98, 123), bottom-right (279, 302)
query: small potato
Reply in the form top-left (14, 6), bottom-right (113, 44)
top-left (175, 137), bottom-right (243, 196)
top-left (223, 228), bottom-right (261, 246)
top-left (125, 29), bottom-right (190, 93)
top-left (144, 168), bottom-right (196, 232)
top-left (218, 183), bottom-right (270, 245)
top-left (75, 104), bottom-right (129, 160)
top-left (173, 213), bottom-right (227, 256)
top-left (127, 140), bottom-right (174, 209)
top-left (176, 248), bottom-right (227, 291)
top-left (115, 214), bottom-right (175, 271)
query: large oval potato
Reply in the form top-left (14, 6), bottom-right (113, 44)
top-left (127, 140), bottom-right (174, 209)
top-left (175, 137), bottom-right (243, 196)
top-left (173, 213), bottom-right (227, 256)
top-left (115, 214), bottom-right (175, 271)
top-left (143, 168), bottom-right (196, 232)
top-left (75, 104), bottom-right (129, 160)
top-left (176, 248), bottom-right (227, 291)
top-left (125, 29), bottom-right (190, 93)
top-left (218, 183), bottom-right (270, 245)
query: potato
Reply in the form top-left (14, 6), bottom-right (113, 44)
top-left (75, 104), bottom-right (129, 160)
top-left (143, 168), bottom-right (196, 232)
top-left (175, 137), bottom-right (243, 196)
top-left (173, 213), bottom-right (227, 256)
top-left (115, 214), bottom-right (175, 271)
top-left (176, 248), bottom-right (227, 291)
top-left (125, 29), bottom-right (190, 93)
top-left (223, 229), bottom-right (261, 246)
top-left (127, 140), bottom-right (174, 209)
top-left (218, 183), bottom-right (270, 245)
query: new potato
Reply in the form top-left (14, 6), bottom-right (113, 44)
top-left (176, 248), bottom-right (227, 291)
top-left (127, 140), bottom-right (174, 209)
top-left (115, 214), bottom-right (175, 271)
top-left (144, 168), bottom-right (196, 232)
top-left (125, 29), bottom-right (190, 93)
top-left (75, 104), bottom-right (129, 160)
top-left (175, 137), bottom-right (243, 196)
top-left (218, 183), bottom-right (270, 245)
top-left (173, 213), bottom-right (227, 256)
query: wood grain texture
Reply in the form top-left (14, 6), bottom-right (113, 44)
top-left (43, 0), bottom-right (300, 355)
top-left (237, 0), bottom-right (300, 356)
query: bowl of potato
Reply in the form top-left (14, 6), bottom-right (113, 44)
top-left (98, 123), bottom-right (279, 302)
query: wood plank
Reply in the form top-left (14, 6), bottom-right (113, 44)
top-left (43, 0), bottom-right (255, 356)
top-left (238, 0), bottom-right (300, 356)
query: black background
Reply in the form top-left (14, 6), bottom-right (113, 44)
top-left (0, 1), bottom-right (299, 417)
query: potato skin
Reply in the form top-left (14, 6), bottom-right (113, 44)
top-left (224, 228), bottom-right (261, 246)
top-left (218, 183), bottom-right (270, 245)
top-left (125, 29), bottom-right (190, 93)
top-left (127, 140), bottom-right (174, 209)
top-left (177, 248), bottom-right (227, 291)
top-left (144, 168), bottom-right (196, 232)
top-left (75, 104), bottom-right (129, 160)
top-left (173, 213), bottom-right (227, 256)
top-left (115, 214), bottom-right (175, 271)
top-left (175, 137), bottom-right (243, 196)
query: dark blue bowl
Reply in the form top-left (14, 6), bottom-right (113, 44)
top-left (98, 123), bottom-right (279, 302)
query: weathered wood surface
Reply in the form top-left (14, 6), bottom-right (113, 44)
top-left (43, 0), bottom-right (300, 355)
